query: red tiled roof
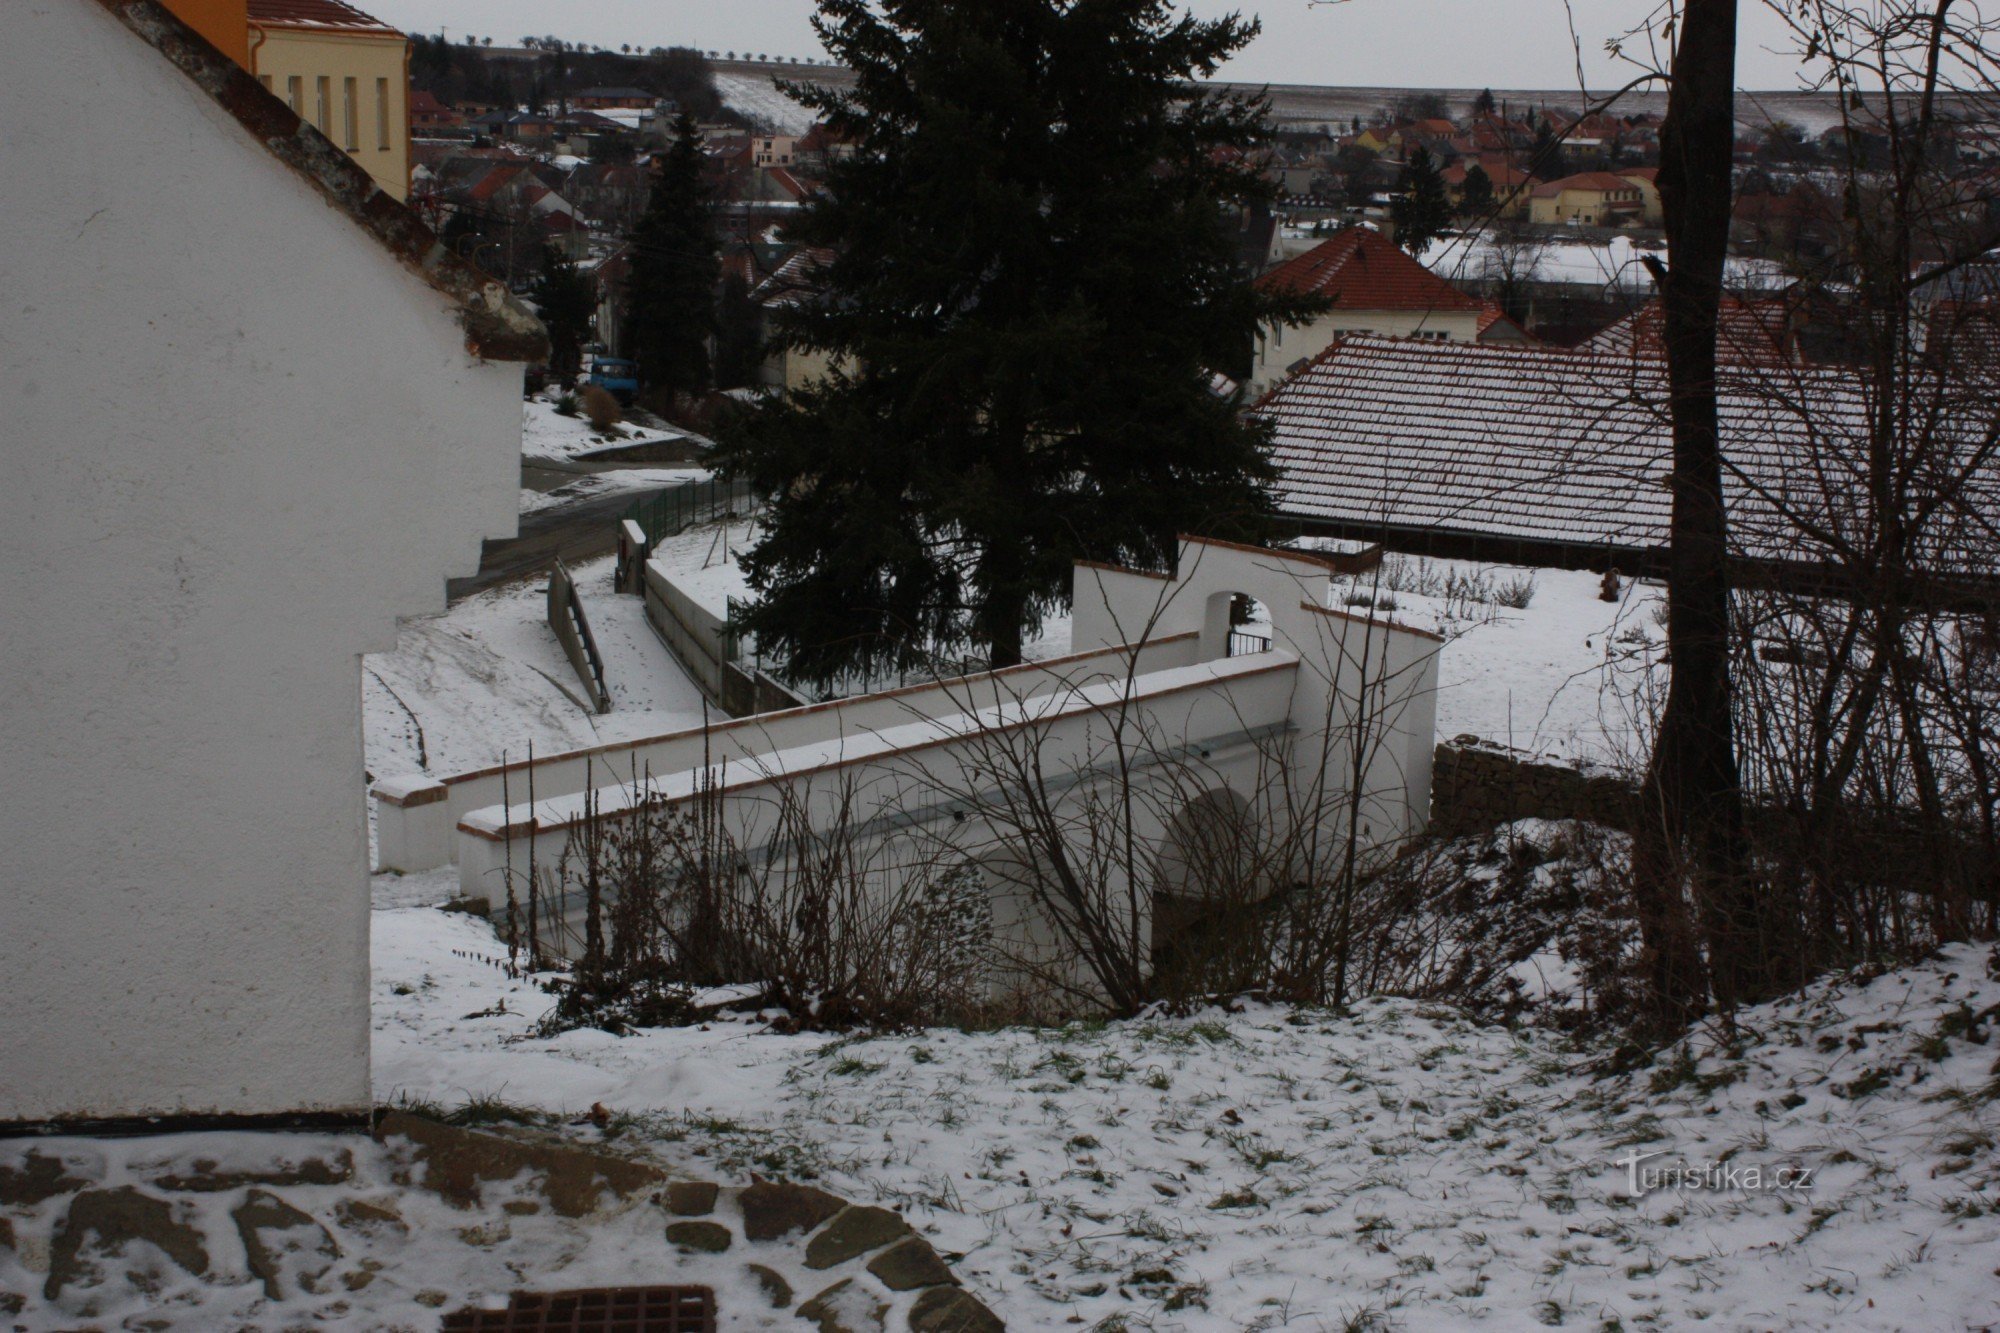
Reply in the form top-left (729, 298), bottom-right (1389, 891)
top-left (1475, 306), bottom-right (1526, 340)
top-left (467, 162), bottom-right (529, 202)
top-left (1579, 297), bottom-right (1799, 367)
top-left (246, 0), bottom-right (399, 33)
top-left (1443, 162), bottom-right (1535, 189)
top-left (96, 0), bottom-right (540, 361)
top-left (1531, 171), bottom-right (1645, 199)
top-left (1254, 336), bottom-right (1993, 568)
top-left (1257, 227), bottom-right (1484, 313)
top-left (1619, 167), bottom-right (1659, 183)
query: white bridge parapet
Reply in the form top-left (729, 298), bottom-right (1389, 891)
top-left (375, 537), bottom-right (1443, 977)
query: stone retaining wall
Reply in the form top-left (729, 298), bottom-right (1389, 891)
top-left (1429, 735), bottom-right (1640, 838)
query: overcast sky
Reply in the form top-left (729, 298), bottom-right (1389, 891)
top-left (371, 1), bottom-right (1810, 91)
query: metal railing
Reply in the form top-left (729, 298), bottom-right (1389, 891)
top-left (622, 476), bottom-right (759, 546)
top-left (547, 559), bottom-right (612, 713)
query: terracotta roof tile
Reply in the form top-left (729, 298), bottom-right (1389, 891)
top-left (1531, 171), bottom-right (1646, 199)
top-left (246, 0), bottom-right (399, 33)
top-left (1257, 227), bottom-right (1484, 313)
top-left (1579, 297), bottom-right (1799, 366)
top-left (1255, 336), bottom-right (1994, 573)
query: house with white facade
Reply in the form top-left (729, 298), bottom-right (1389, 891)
top-left (1249, 226), bottom-right (1522, 398)
top-left (0, 0), bottom-right (543, 1130)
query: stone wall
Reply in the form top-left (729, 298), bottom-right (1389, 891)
top-left (1429, 735), bottom-right (1640, 838)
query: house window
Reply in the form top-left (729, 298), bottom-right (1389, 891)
top-left (315, 76), bottom-right (331, 134)
top-left (343, 77), bottom-right (358, 150)
top-left (287, 75), bottom-right (303, 115)
top-left (376, 77), bottom-right (390, 150)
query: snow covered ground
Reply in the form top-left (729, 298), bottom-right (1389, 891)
top-left (1423, 231), bottom-right (1790, 296)
top-left (520, 396), bottom-right (686, 464)
top-left (715, 72), bottom-right (815, 134)
top-left (520, 467), bottom-right (710, 517)
top-left (1340, 556), bottom-right (1665, 769)
top-left (365, 527), bottom-right (1651, 797)
top-left (372, 878), bottom-right (2000, 1331)
top-left (364, 554), bottom-right (708, 781)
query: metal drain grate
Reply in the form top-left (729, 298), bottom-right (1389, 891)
top-left (441, 1285), bottom-right (716, 1332)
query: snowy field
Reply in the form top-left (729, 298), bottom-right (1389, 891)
top-left (1340, 556), bottom-right (1665, 769)
top-left (373, 880), bottom-right (2000, 1331)
top-left (715, 72), bottom-right (816, 134)
top-left (521, 396), bottom-right (687, 464)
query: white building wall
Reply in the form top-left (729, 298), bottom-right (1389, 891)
top-left (0, 1), bottom-right (521, 1124)
top-left (1250, 308), bottom-right (1484, 397)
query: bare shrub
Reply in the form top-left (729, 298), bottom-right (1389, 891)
top-left (1354, 820), bottom-right (1645, 1029)
top-left (520, 769), bottom-right (993, 1034)
top-left (1493, 573), bottom-right (1537, 610)
top-left (579, 383), bottom-right (622, 431)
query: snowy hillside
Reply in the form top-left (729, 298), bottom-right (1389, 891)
top-left (373, 873), bottom-right (2000, 1331)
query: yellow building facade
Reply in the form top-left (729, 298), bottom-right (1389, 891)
top-left (164, 0), bottom-right (410, 200)
top-left (248, 1), bottom-right (410, 201)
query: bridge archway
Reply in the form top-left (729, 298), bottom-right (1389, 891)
top-left (1202, 591), bottom-right (1274, 660)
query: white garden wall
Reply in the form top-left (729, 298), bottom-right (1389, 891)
top-left (0, 1), bottom-right (524, 1125)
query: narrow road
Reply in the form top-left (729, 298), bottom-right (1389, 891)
top-left (446, 484), bottom-right (658, 602)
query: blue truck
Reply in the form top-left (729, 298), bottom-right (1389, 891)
top-left (586, 356), bottom-right (640, 404)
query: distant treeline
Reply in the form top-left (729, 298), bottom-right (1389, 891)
top-left (409, 36), bottom-right (726, 121)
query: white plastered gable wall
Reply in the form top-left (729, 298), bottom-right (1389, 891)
top-left (0, 1), bottom-right (521, 1123)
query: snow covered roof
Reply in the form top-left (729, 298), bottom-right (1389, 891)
top-left (246, 0), bottom-right (399, 34)
top-left (101, 0), bottom-right (543, 362)
top-left (1257, 335), bottom-right (1999, 573)
top-left (752, 247), bottom-right (837, 309)
top-left (1531, 171), bottom-right (1644, 199)
top-left (1580, 297), bottom-right (1800, 367)
top-left (1259, 226), bottom-right (1485, 314)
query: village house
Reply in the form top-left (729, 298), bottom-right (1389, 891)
top-left (408, 87), bottom-right (462, 132)
top-left (1442, 158), bottom-right (1538, 217)
top-left (2, 0), bottom-right (542, 1129)
top-left (1248, 225), bottom-right (1511, 396)
top-left (228, 0), bottom-right (413, 200)
top-left (756, 247), bottom-right (849, 393)
top-left (1528, 171), bottom-right (1648, 226)
top-left (1618, 166), bottom-right (1664, 226)
top-left (753, 133), bottom-right (803, 167)
top-left (572, 84), bottom-right (657, 110)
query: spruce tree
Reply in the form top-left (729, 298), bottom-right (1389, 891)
top-left (1471, 87), bottom-right (1497, 117)
top-left (1457, 161), bottom-right (1496, 219)
top-left (722, 0), bottom-right (1321, 683)
top-left (624, 111), bottom-right (718, 401)
top-left (1390, 146), bottom-right (1452, 257)
top-left (1529, 117), bottom-right (1566, 182)
top-left (530, 244), bottom-right (595, 385)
